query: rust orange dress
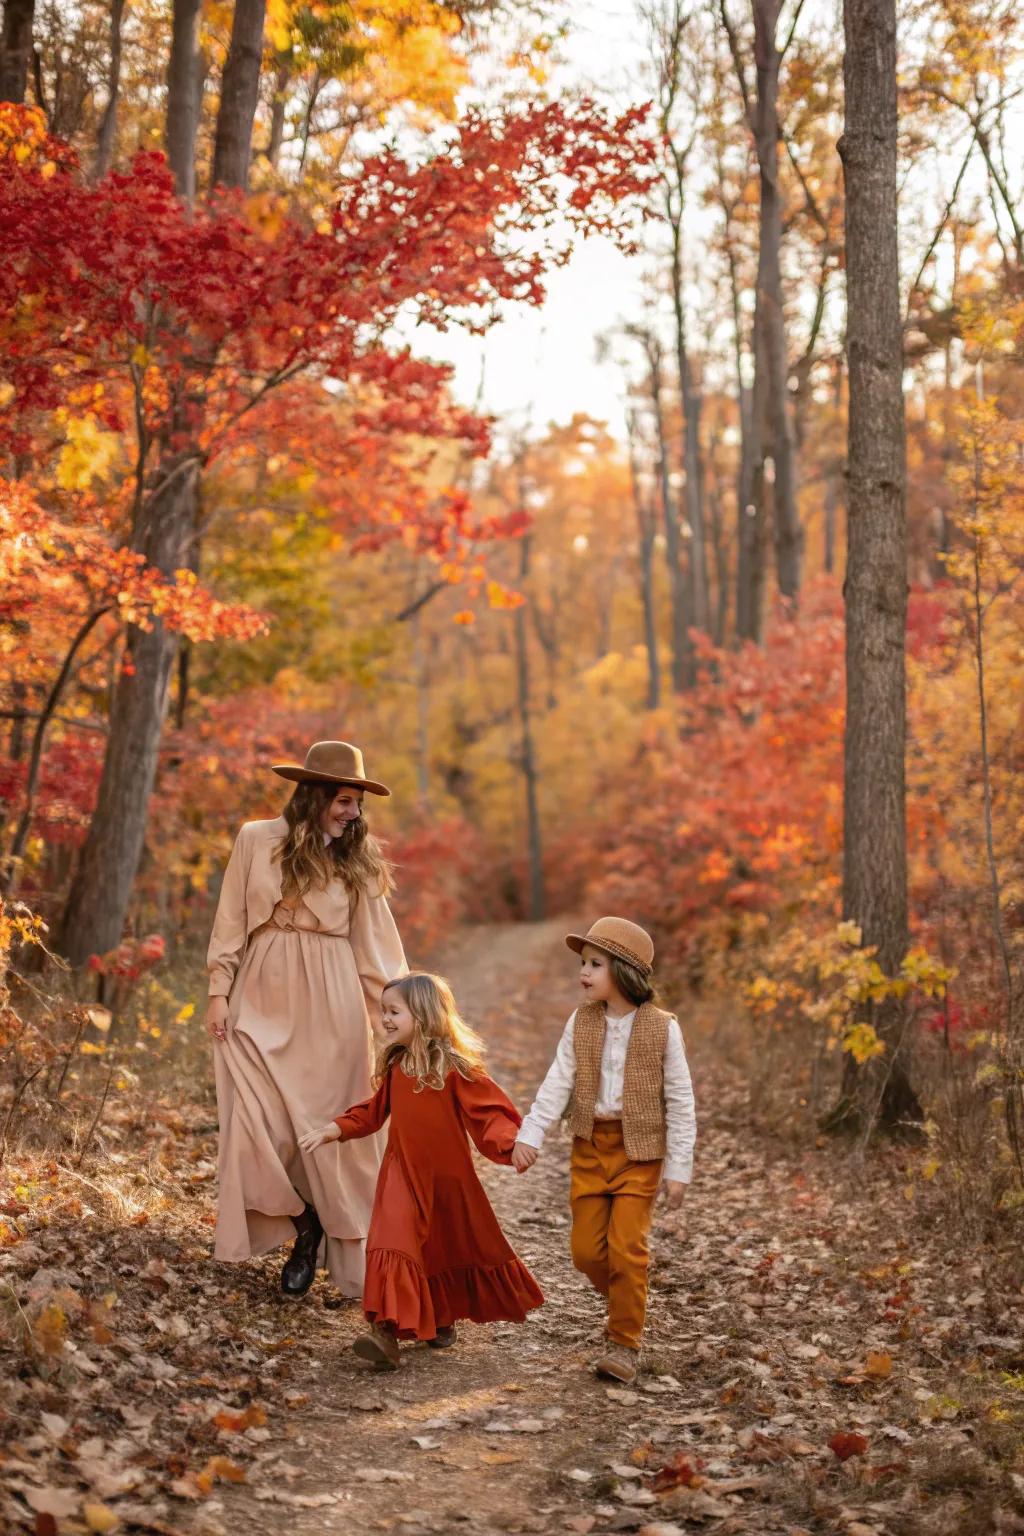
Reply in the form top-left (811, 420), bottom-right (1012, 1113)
top-left (334, 1064), bottom-right (544, 1340)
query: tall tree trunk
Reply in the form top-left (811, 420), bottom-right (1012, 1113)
top-left (751, 0), bottom-right (802, 605)
top-left (211, 0), bottom-right (267, 191)
top-left (835, 0), bottom-right (920, 1130)
top-left (626, 409), bottom-right (661, 709)
top-left (670, 212), bottom-right (710, 638)
top-left (707, 440), bottom-right (730, 644)
top-left (743, 282), bottom-right (770, 642)
top-left (644, 334), bottom-right (693, 690)
top-left (823, 356), bottom-right (843, 575)
top-left (265, 62), bottom-right (289, 167)
top-left (514, 532), bottom-right (544, 920)
top-left (0, 0), bottom-right (34, 101)
top-left (93, 0), bottom-right (126, 179)
top-left (166, 0), bottom-right (203, 201)
top-left (728, 239), bottom-right (761, 643)
top-left (58, 452), bottom-right (199, 966)
top-left (413, 609), bottom-right (430, 802)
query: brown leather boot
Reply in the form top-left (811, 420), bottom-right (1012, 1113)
top-left (427, 1323), bottom-right (458, 1350)
top-left (594, 1343), bottom-right (640, 1384)
top-left (353, 1322), bottom-right (400, 1370)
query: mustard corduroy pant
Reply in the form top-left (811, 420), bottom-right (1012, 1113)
top-left (569, 1120), bottom-right (662, 1349)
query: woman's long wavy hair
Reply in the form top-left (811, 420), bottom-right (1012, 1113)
top-left (275, 781), bottom-right (393, 903)
top-left (376, 973), bottom-right (484, 1091)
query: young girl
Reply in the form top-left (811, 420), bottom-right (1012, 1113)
top-left (300, 972), bottom-right (543, 1368)
top-left (512, 917), bottom-right (696, 1385)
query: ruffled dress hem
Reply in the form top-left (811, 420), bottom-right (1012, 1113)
top-left (363, 1247), bottom-right (544, 1341)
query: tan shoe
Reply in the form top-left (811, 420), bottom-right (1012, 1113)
top-left (595, 1344), bottom-right (639, 1384)
top-left (427, 1323), bottom-right (458, 1350)
top-left (353, 1323), bottom-right (400, 1370)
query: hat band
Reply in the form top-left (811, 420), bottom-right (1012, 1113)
top-left (589, 935), bottom-right (653, 975)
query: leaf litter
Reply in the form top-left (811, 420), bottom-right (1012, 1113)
top-left (2, 919), bottom-right (1024, 1533)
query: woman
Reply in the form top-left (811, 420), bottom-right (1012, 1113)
top-left (205, 740), bottom-right (406, 1299)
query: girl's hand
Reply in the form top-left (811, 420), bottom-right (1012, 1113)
top-left (206, 996), bottom-right (229, 1041)
top-left (299, 1123), bottom-right (342, 1153)
top-left (512, 1141), bottom-right (539, 1174)
top-left (660, 1179), bottom-right (686, 1210)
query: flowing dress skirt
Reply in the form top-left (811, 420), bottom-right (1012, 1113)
top-left (213, 902), bottom-right (387, 1296)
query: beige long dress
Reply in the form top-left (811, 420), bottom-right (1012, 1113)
top-left (207, 815), bottom-right (407, 1297)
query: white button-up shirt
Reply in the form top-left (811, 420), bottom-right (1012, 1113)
top-left (517, 1007), bottom-right (696, 1184)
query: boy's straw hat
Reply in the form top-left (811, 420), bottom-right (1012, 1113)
top-left (271, 741), bottom-right (391, 796)
top-left (565, 916), bottom-right (654, 975)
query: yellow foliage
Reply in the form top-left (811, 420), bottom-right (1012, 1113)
top-left (843, 1021), bottom-right (886, 1064)
top-left (57, 413), bottom-right (121, 491)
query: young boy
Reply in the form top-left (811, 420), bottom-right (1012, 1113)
top-left (512, 916), bottom-right (696, 1384)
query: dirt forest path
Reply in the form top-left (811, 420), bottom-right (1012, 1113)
top-left (208, 920), bottom-right (1021, 1536)
top-left (5, 921), bottom-right (1023, 1536)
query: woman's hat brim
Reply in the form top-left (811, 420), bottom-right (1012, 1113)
top-left (271, 765), bottom-right (391, 796)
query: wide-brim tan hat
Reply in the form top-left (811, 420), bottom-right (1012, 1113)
top-left (566, 916), bottom-right (654, 974)
top-left (271, 741), bottom-right (391, 796)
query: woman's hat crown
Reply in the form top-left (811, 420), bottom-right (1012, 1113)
top-left (271, 740), bottom-right (391, 796)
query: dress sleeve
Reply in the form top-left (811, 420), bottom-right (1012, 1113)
top-left (206, 826), bottom-right (252, 999)
top-left (335, 1072), bottom-right (392, 1140)
top-left (453, 1071), bottom-right (522, 1165)
top-left (348, 882), bottom-right (408, 1020)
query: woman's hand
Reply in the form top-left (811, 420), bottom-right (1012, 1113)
top-left (660, 1179), bottom-right (686, 1210)
top-left (511, 1140), bottom-right (539, 1174)
top-left (206, 996), bottom-right (229, 1041)
top-left (299, 1123), bottom-right (342, 1153)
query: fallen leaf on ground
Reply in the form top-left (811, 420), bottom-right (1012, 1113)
top-left (829, 1431), bottom-right (869, 1462)
top-left (653, 1453), bottom-right (706, 1492)
top-left (83, 1502), bottom-right (121, 1533)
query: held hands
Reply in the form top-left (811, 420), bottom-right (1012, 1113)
top-left (206, 996), bottom-right (229, 1041)
top-left (660, 1179), bottom-right (686, 1210)
top-left (511, 1140), bottom-right (539, 1174)
top-left (298, 1123), bottom-right (342, 1153)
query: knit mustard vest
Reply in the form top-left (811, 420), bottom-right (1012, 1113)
top-left (569, 1001), bottom-right (671, 1161)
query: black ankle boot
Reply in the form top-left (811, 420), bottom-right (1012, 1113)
top-left (281, 1203), bottom-right (323, 1297)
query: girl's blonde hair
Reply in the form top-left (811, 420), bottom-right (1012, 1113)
top-left (276, 781), bottom-right (393, 904)
top-left (377, 972), bottom-right (485, 1091)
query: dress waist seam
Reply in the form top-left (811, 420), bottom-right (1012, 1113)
top-left (250, 921), bottom-right (346, 940)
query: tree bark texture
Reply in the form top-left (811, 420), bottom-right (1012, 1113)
top-left (751, 0), bottom-right (802, 606)
top-left (58, 455), bottom-right (199, 965)
top-left (166, 0), bottom-right (203, 201)
top-left (93, 0), bottom-right (126, 179)
top-left (514, 532), bottom-right (545, 921)
top-left (211, 0), bottom-right (267, 190)
top-left (838, 0), bottom-right (919, 1128)
top-left (0, 0), bottom-right (34, 102)
top-left (645, 335), bottom-right (693, 690)
top-left (670, 210), bottom-right (710, 640)
top-left (626, 409), bottom-right (661, 710)
top-left (823, 358), bottom-right (843, 574)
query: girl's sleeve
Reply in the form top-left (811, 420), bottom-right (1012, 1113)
top-left (348, 881), bottom-right (408, 1020)
top-left (453, 1071), bottom-right (522, 1165)
top-left (335, 1073), bottom-right (392, 1140)
top-left (206, 826), bottom-right (252, 999)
